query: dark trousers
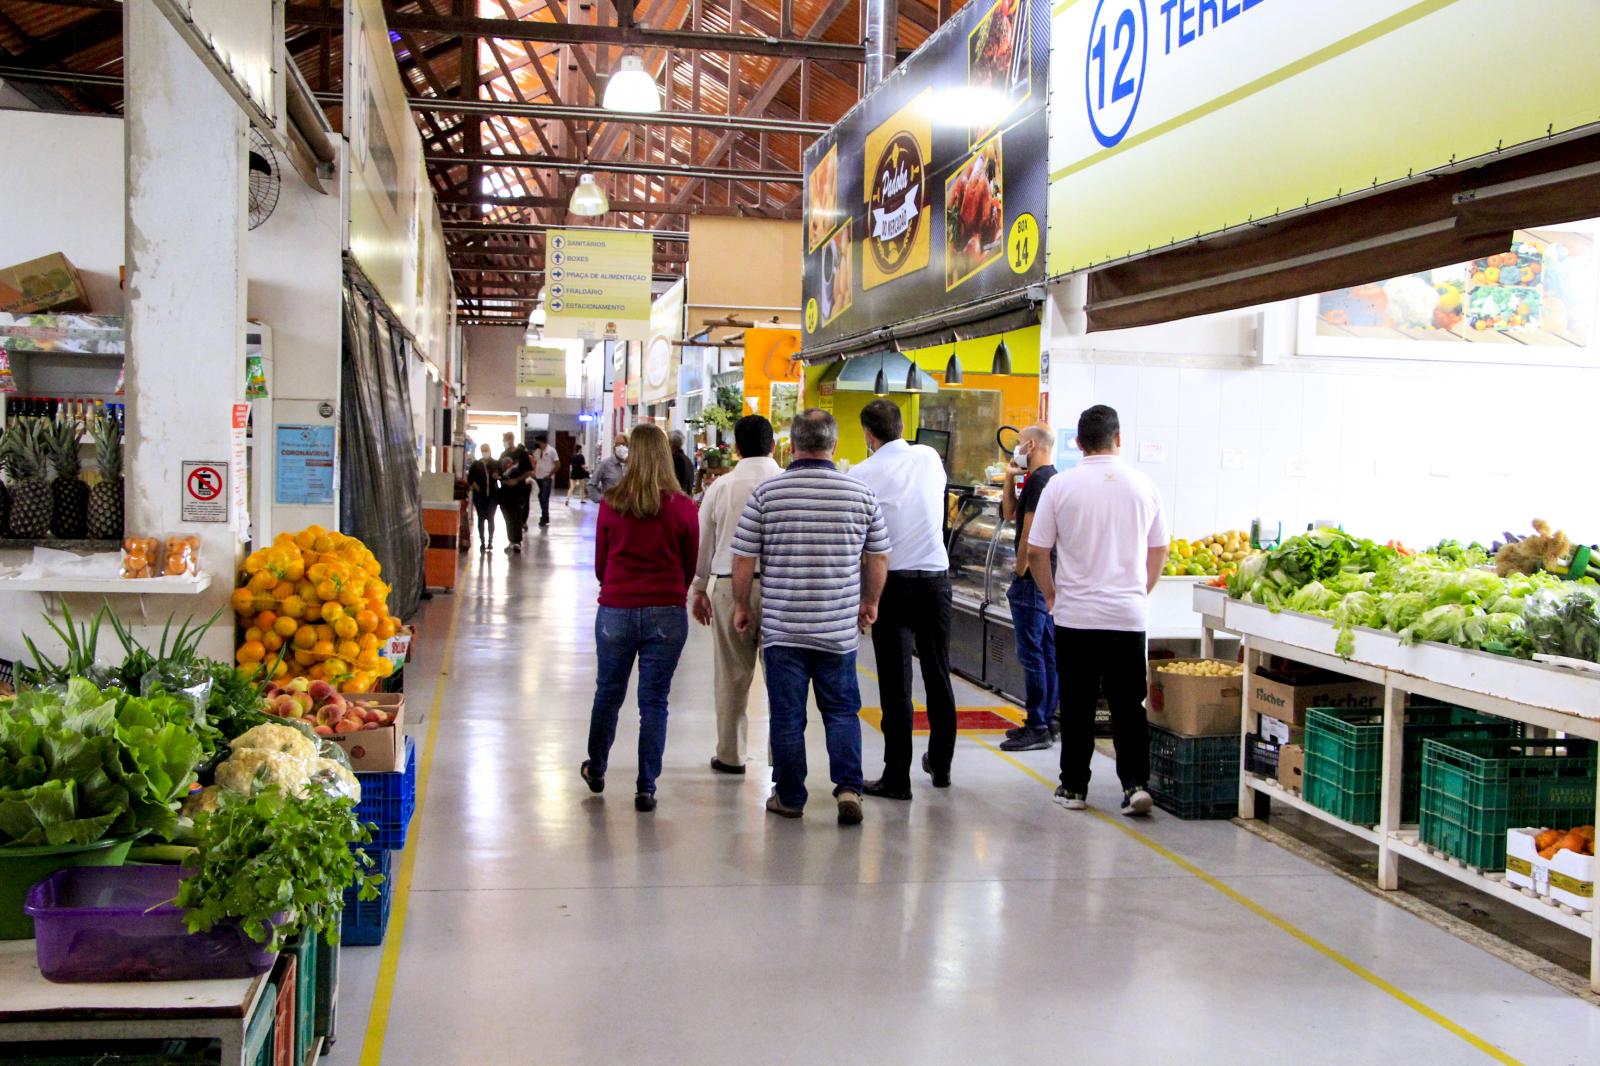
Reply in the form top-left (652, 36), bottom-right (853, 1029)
top-left (871, 571), bottom-right (957, 786)
top-left (1056, 626), bottom-right (1149, 793)
top-left (1006, 574), bottom-right (1058, 732)
top-left (536, 477), bottom-right (554, 524)
top-left (763, 644), bottom-right (864, 808)
top-left (499, 485), bottom-right (531, 544)
top-left (472, 494), bottom-right (496, 546)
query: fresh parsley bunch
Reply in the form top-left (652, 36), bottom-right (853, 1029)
top-left (177, 787), bottom-right (383, 952)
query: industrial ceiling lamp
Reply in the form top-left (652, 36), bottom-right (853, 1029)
top-left (568, 173), bottom-right (609, 216)
top-left (904, 356), bottom-right (922, 391)
top-left (992, 337), bottom-right (1012, 375)
top-left (944, 347), bottom-right (964, 385)
top-left (603, 53), bottom-right (661, 114)
top-left (873, 354), bottom-right (890, 397)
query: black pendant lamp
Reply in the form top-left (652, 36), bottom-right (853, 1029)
top-left (992, 337), bottom-right (1012, 375)
top-left (943, 347), bottom-right (964, 385)
top-left (904, 355), bottom-right (922, 391)
top-left (872, 353), bottom-right (889, 396)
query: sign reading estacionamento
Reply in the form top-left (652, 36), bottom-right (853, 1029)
top-left (543, 229), bottom-right (652, 343)
top-left (1046, 0), bottom-right (1600, 277)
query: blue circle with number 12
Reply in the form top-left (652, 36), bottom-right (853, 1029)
top-left (1084, 0), bottom-right (1147, 148)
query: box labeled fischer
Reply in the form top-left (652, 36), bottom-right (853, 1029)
top-left (1247, 668), bottom-right (1381, 728)
top-left (0, 253), bottom-right (90, 314)
top-left (1147, 658), bottom-right (1244, 737)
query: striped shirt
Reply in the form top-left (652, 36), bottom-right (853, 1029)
top-left (730, 459), bottom-right (892, 653)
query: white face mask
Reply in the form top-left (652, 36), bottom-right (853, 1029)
top-left (1012, 444), bottom-right (1030, 469)
top-left (616, 445), bottom-right (629, 461)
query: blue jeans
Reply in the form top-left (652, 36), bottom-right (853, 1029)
top-left (762, 644), bottom-right (864, 809)
top-left (1007, 574), bottom-right (1058, 732)
top-left (587, 605), bottom-right (689, 794)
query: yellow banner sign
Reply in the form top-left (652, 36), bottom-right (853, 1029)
top-left (1046, 0), bottom-right (1600, 276)
top-left (515, 345), bottom-right (567, 397)
top-left (545, 229), bottom-right (653, 343)
top-left (862, 90), bottom-right (934, 291)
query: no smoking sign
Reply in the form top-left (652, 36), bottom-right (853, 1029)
top-left (181, 460), bottom-right (230, 523)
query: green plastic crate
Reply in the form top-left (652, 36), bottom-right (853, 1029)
top-left (1418, 736), bottom-right (1596, 871)
top-left (247, 978), bottom-right (278, 1066)
top-left (288, 933), bottom-right (318, 1064)
top-left (315, 933), bottom-right (340, 1047)
top-left (1303, 706), bottom-right (1520, 826)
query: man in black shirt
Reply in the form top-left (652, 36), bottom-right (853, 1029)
top-left (467, 443), bottom-right (499, 552)
top-left (669, 431), bottom-right (694, 495)
top-left (999, 425), bottom-right (1060, 751)
top-left (497, 431), bottom-right (535, 554)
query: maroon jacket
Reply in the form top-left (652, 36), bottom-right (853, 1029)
top-left (594, 493), bottom-right (699, 608)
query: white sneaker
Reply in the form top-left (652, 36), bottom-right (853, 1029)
top-left (1121, 787), bottom-right (1153, 817)
top-left (1053, 787), bottom-right (1087, 810)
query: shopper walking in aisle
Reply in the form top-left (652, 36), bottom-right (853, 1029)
top-left (498, 431), bottom-right (534, 554)
top-left (467, 443), bottom-right (500, 553)
top-left (669, 430), bottom-right (694, 495)
top-left (1026, 405), bottom-right (1169, 816)
top-left (531, 433), bottom-right (560, 528)
top-left (731, 409), bottom-right (891, 826)
top-left (567, 448), bottom-right (590, 505)
top-left (591, 434), bottom-right (629, 496)
top-left (581, 423), bottom-right (699, 813)
top-left (999, 424), bottom-right (1060, 752)
top-left (691, 415), bottom-right (781, 775)
top-left (852, 400), bottom-right (957, 799)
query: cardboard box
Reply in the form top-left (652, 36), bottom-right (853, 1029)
top-left (1147, 659), bottom-right (1244, 737)
top-left (1547, 846), bottom-right (1595, 912)
top-left (324, 697), bottom-right (405, 771)
top-left (1277, 744), bottom-right (1305, 794)
top-left (1257, 713), bottom-right (1304, 748)
top-left (1247, 669), bottom-right (1382, 728)
top-left (1505, 828), bottom-right (1547, 894)
top-left (0, 253), bottom-right (90, 314)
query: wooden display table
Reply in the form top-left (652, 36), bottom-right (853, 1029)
top-left (0, 940), bottom-right (270, 1064)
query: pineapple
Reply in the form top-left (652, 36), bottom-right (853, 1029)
top-left (87, 414), bottom-right (123, 541)
top-left (47, 418), bottom-right (88, 538)
top-left (0, 420), bottom-right (52, 540)
top-left (0, 478), bottom-right (9, 538)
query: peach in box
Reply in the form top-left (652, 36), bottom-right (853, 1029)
top-left (323, 696), bottom-right (405, 771)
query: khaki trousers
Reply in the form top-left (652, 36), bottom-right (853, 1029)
top-left (710, 577), bottom-right (763, 765)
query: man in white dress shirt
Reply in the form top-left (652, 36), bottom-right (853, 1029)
top-left (852, 399), bottom-right (957, 798)
top-left (691, 415), bottom-right (782, 775)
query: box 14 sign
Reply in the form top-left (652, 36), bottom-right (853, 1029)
top-left (543, 229), bottom-right (652, 344)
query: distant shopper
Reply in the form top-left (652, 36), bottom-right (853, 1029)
top-left (669, 430), bottom-right (694, 495)
top-left (731, 409), bottom-right (891, 826)
top-left (691, 415), bottom-right (781, 775)
top-left (999, 424), bottom-right (1060, 752)
top-left (852, 400), bottom-right (956, 799)
top-left (567, 449), bottom-right (590, 505)
top-left (582, 423), bottom-right (699, 813)
top-left (531, 433), bottom-right (560, 528)
top-left (498, 432), bottom-right (534, 554)
top-left (467, 443), bottom-right (500, 553)
top-left (591, 434), bottom-right (629, 496)
top-left (1026, 405), bottom-right (1169, 816)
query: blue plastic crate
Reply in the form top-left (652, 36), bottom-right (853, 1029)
top-left (342, 849), bottom-right (393, 947)
top-left (353, 737), bottom-right (416, 850)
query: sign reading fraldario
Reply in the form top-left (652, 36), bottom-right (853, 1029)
top-left (544, 229), bottom-right (652, 343)
top-left (1046, 0), bottom-right (1600, 276)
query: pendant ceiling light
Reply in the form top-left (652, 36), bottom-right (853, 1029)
top-left (992, 337), bottom-right (1012, 375)
top-left (568, 173), bottom-right (609, 217)
top-left (944, 347), bottom-right (964, 385)
top-left (603, 54), bottom-right (661, 113)
top-left (873, 354), bottom-right (889, 396)
top-left (904, 357), bottom-right (922, 391)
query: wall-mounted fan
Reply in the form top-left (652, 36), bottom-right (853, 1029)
top-left (247, 128), bottom-right (281, 231)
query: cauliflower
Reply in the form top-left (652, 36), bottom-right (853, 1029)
top-left (231, 722), bottom-right (319, 763)
top-left (311, 757), bottom-right (361, 802)
top-left (1382, 275), bottom-right (1441, 329)
top-left (215, 748), bottom-right (315, 798)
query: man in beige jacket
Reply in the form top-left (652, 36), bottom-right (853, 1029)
top-left (691, 415), bottom-right (781, 774)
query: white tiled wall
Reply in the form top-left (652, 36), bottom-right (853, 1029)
top-left (1047, 303), bottom-right (1600, 547)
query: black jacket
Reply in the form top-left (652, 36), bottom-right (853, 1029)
top-left (671, 448), bottom-right (693, 495)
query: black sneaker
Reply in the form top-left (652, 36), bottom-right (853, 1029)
top-left (1052, 787), bottom-right (1087, 810)
top-left (1004, 725), bottom-right (1027, 739)
top-left (634, 792), bottom-right (656, 813)
top-left (580, 760), bottom-right (604, 794)
top-left (1121, 786), bottom-right (1153, 817)
top-left (921, 753), bottom-right (951, 789)
top-left (999, 727), bottom-right (1052, 752)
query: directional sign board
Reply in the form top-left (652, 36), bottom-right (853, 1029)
top-left (543, 229), bottom-right (652, 343)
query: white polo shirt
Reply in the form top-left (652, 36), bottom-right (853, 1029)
top-left (852, 438), bottom-right (949, 572)
top-left (1027, 454), bottom-right (1168, 631)
top-left (532, 445), bottom-right (560, 480)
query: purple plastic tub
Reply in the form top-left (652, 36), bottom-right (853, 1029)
top-left (24, 866), bottom-right (277, 982)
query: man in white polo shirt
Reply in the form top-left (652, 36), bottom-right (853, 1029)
top-left (1026, 405), bottom-right (1169, 816)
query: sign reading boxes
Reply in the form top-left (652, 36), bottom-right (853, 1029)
top-left (543, 230), bottom-right (652, 344)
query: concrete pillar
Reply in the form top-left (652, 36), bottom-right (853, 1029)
top-left (1040, 273), bottom-right (1088, 453)
top-left (124, 1), bottom-right (247, 658)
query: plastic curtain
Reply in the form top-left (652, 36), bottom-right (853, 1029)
top-left (340, 277), bottom-right (424, 621)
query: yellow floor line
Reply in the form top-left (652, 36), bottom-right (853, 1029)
top-left (359, 592), bottom-right (463, 1066)
top-left (968, 737), bottom-right (1522, 1066)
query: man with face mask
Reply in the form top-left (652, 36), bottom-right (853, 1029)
top-left (591, 434), bottom-right (630, 497)
top-left (999, 424), bottom-right (1060, 751)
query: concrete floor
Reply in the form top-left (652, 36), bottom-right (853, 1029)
top-left (327, 503), bottom-right (1600, 1066)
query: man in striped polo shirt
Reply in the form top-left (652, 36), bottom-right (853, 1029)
top-left (731, 408), bottom-right (892, 825)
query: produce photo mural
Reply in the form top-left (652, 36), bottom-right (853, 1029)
top-left (1311, 229), bottom-right (1597, 357)
top-left (946, 136), bottom-right (1005, 291)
